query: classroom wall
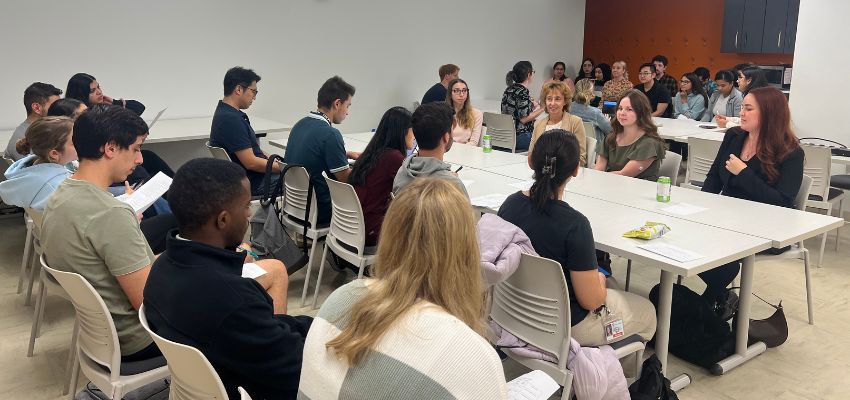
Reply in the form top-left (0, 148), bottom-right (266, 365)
top-left (0, 0), bottom-right (586, 134)
top-left (582, 0), bottom-right (793, 81)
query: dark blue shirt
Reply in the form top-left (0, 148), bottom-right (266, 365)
top-left (283, 114), bottom-right (349, 224)
top-left (421, 83), bottom-right (447, 104)
top-left (210, 101), bottom-right (266, 194)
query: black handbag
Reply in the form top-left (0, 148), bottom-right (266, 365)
top-left (733, 291), bottom-right (788, 348)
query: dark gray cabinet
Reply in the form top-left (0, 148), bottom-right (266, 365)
top-left (720, 0), bottom-right (798, 54)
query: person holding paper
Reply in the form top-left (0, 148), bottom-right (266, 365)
top-left (698, 87), bottom-right (803, 320)
top-left (498, 130), bottom-right (656, 346)
top-left (144, 158), bottom-right (311, 399)
top-left (299, 178), bottom-right (508, 399)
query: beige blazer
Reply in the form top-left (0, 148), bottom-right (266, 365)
top-left (530, 113), bottom-right (587, 166)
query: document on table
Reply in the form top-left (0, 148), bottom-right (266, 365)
top-left (241, 263), bottom-right (267, 279)
top-left (508, 180), bottom-right (534, 191)
top-left (506, 370), bottom-right (559, 400)
top-left (116, 172), bottom-right (172, 214)
top-left (146, 107), bottom-right (167, 129)
top-left (637, 242), bottom-right (704, 263)
top-left (470, 193), bottom-right (510, 209)
top-left (661, 202), bottom-right (707, 215)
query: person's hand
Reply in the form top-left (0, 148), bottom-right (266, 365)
top-left (531, 99), bottom-right (540, 109)
top-left (239, 243), bottom-right (256, 262)
top-left (346, 151), bottom-right (361, 160)
top-left (452, 171), bottom-right (459, 177)
top-left (715, 115), bottom-right (727, 128)
top-left (725, 154), bottom-right (747, 175)
top-left (102, 95), bottom-right (114, 104)
top-left (124, 180), bottom-right (135, 195)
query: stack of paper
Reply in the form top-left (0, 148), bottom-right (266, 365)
top-left (470, 193), bottom-right (510, 209)
top-left (506, 370), bottom-right (560, 400)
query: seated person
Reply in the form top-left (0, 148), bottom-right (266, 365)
top-left (672, 73), bottom-right (709, 120)
top-left (694, 66), bottom-right (717, 97)
top-left (210, 67), bottom-right (281, 196)
top-left (634, 63), bottom-right (672, 118)
top-left (5, 82), bottom-right (62, 160)
top-left (144, 158), bottom-right (312, 399)
top-left (349, 107), bottom-right (414, 247)
top-left (47, 98), bottom-right (88, 118)
top-left (702, 70), bottom-right (743, 123)
top-left (421, 63), bottom-right (459, 104)
top-left (284, 76), bottom-right (360, 225)
top-left (530, 81), bottom-right (587, 165)
top-left (393, 102), bottom-right (467, 197)
top-left (299, 178), bottom-right (508, 399)
top-left (595, 90), bottom-right (666, 181)
top-left (447, 78), bottom-right (483, 145)
top-left (498, 130), bottom-right (656, 346)
top-left (572, 79), bottom-right (613, 145)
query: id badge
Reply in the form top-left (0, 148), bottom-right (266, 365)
top-left (600, 307), bottom-right (625, 343)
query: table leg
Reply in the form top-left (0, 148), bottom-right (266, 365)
top-left (655, 270), bottom-right (674, 376)
top-left (712, 254), bottom-right (767, 374)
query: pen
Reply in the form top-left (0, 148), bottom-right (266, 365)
top-left (237, 246), bottom-right (259, 259)
top-left (455, 166), bottom-right (464, 173)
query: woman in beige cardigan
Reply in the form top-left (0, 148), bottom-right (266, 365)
top-left (529, 81), bottom-right (587, 165)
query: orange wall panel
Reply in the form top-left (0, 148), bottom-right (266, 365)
top-left (583, 0), bottom-right (793, 80)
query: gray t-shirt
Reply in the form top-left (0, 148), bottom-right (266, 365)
top-left (42, 178), bottom-right (155, 355)
top-left (5, 121), bottom-right (30, 160)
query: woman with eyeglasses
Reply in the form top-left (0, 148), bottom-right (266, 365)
top-left (66, 73), bottom-right (145, 116)
top-left (672, 73), bottom-right (709, 120)
top-left (502, 61), bottom-right (544, 151)
top-left (446, 79), bottom-right (483, 146)
top-left (576, 58), bottom-right (595, 83)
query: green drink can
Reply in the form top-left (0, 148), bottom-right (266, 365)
top-left (482, 132), bottom-right (493, 153)
top-left (656, 176), bottom-right (671, 202)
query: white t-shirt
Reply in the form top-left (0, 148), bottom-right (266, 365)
top-left (713, 94), bottom-right (731, 117)
top-left (545, 120), bottom-right (563, 131)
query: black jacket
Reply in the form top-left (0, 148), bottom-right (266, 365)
top-left (143, 232), bottom-right (312, 400)
top-left (702, 127), bottom-right (804, 209)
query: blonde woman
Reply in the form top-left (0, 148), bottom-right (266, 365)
top-left (446, 78), bottom-right (483, 145)
top-left (571, 79), bottom-right (613, 145)
top-left (530, 81), bottom-right (588, 165)
top-left (299, 178), bottom-right (507, 399)
top-left (601, 60), bottom-right (633, 104)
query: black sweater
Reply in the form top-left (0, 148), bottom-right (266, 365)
top-left (143, 233), bottom-right (312, 400)
top-left (702, 127), bottom-right (804, 209)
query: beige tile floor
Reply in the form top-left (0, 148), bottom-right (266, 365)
top-left (0, 211), bottom-right (847, 399)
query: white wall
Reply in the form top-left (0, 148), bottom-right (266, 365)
top-left (0, 0), bottom-right (586, 134)
top-left (789, 1), bottom-right (850, 146)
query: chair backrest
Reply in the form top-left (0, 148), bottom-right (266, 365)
top-left (582, 121), bottom-right (595, 139)
top-left (139, 305), bottom-right (229, 400)
top-left (659, 150), bottom-right (683, 186)
top-left (686, 137), bottom-right (721, 187)
top-left (40, 255), bottom-right (122, 380)
top-left (323, 173), bottom-right (367, 255)
top-left (238, 387), bottom-right (253, 400)
top-left (801, 144), bottom-right (833, 205)
top-left (205, 141), bottom-right (232, 162)
top-left (490, 253), bottom-right (570, 369)
top-left (796, 175), bottom-right (814, 211)
top-left (585, 135), bottom-right (597, 168)
top-left (483, 112), bottom-right (517, 152)
top-left (282, 166), bottom-right (319, 227)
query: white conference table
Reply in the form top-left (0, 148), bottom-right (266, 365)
top-left (654, 117), bottom-right (725, 143)
top-left (147, 115), bottom-right (291, 144)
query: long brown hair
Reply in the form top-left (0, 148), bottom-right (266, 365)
top-left (607, 89), bottom-right (664, 150)
top-left (746, 87), bottom-right (800, 183)
top-left (447, 78), bottom-right (475, 131)
top-left (326, 178), bottom-right (484, 365)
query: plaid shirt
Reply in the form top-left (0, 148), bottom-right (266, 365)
top-left (657, 74), bottom-right (679, 99)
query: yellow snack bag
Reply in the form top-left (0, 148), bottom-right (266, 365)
top-left (623, 222), bottom-right (671, 240)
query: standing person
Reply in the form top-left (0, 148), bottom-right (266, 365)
top-left (698, 87), bottom-right (803, 319)
top-left (601, 61), bottom-right (634, 105)
top-left (299, 178), bottom-right (509, 399)
top-left (447, 78), bottom-right (483, 145)
top-left (5, 82), bottom-right (62, 160)
top-left (349, 107), bottom-right (415, 247)
top-left (576, 58), bottom-right (595, 83)
top-left (595, 90), bottom-right (666, 181)
top-left (572, 79), bottom-right (613, 145)
top-left (210, 67), bottom-right (282, 196)
top-left (501, 61), bottom-right (544, 151)
top-left (144, 158), bottom-right (312, 400)
top-left (66, 73), bottom-right (145, 115)
top-left (672, 73), bottom-right (709, 120)
top-left (421, 64), bottom-right (459, 104)
top-left (284, 76), bottom-right (360, 225)
top-left (652, 55), bottom-right (678, 97)
top-left (694, 66), bottom-right (717, 97)
top-left (499, 130), bottom-right (656, 346)
top-left (634, 63), bottom-right (672, 118)
top-left (530, 81), bottom-right (587, 165)
top-left (702, 70), bottom-right (743, 123)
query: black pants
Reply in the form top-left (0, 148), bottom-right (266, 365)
top-left (121, 341), bottom-right (162, 363)
top-left (141, 150), bottom-right (175, 178)
top-left (698, 260), bottom-right (740, 302)
top-left (139, 213), bottom-right (177, 254)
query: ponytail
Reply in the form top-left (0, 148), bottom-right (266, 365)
top-left (15, 137), bottom-right (31, 156)
top-left (505, 70), bottom-right (517, 86)
top-left (507, 61), bottom-right (533, 86)
top-left (528, 129), bottom-right (580, 211)
top-left (18, 116), bottom-right (74, 163)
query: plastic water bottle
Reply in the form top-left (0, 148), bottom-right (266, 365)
top-left (482, 127), bottom-right (493, 153)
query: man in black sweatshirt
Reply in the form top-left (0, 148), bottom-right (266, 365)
top-left (143, 158), bottom-right (312, 399)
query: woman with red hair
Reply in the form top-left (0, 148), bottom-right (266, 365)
top-left (698, 87), bottom-right (803, 319)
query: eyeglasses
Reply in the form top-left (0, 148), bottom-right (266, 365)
top-left (241, 85), bottom-right (259, 95)
top-left (451, 88), bottom-right (468, 94)
top-left (89, 85), bottom-right (102, 94)
top-left (638, 72), bottom-right (653, 76)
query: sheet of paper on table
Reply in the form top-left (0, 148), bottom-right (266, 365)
top-left (637, 242), bottom-right (704, 263)
top-left (470, 193), bottom-right (510, 209)
top-left (661, 202), bottom-right (707, 216)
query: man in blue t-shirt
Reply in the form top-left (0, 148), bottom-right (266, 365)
top-left (209, 67), bottom-right (281, 196)
top-left (421, 64), bottom-right (459, 104)
top-left (284, 76), bottom-right (360, 225)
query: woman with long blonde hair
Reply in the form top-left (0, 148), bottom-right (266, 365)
top-left (447, 78), bottom-right (483, 145)
top-left (299, 178), bottom-right (508, 399)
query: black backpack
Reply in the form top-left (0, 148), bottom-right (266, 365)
top-left (648, 283), bottom-right (736, 370)
top-left (628, 354), bottom-right (679, 400)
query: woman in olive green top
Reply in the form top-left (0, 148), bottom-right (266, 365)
top-left (595, 89), bottom-right (665, 181)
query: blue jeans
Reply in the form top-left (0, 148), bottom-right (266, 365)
top-left (516, 132), bottom-right (532, 152)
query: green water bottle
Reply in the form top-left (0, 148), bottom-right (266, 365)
top-left (656, 176), bottom-right (671, 202)
top-left (482, 127), bottom-right (492, 153)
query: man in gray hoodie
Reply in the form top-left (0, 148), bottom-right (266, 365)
top-left (393, 102), bottom-right (468, 197)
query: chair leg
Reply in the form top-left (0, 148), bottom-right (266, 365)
top-left (24, 249), bottom-right (39, 306)
top-left (67, 349), bottom-right (80, 400)
top-left (312, 245), bottom-right (331, 310)
top-left (62, 318), bottom-right (79, 396)
top-left (35, 273), bottom-right (48, 338)
top-left (836, 198), bottom-right (844, 252)
top-left (27, 272), bottom-right (47, 357)
top-left (299, 237), bottom-right (321, 308)
top-left (625, 260), bottom-right (632, 292)
top-left (803, 248), bottom-right (814, 325)
top-left (17, 226), bottom-right (33, 294)
top-left (676, 276), bottom-right (683, 285)
top-left (634, 348), bottom-right (645, 379)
